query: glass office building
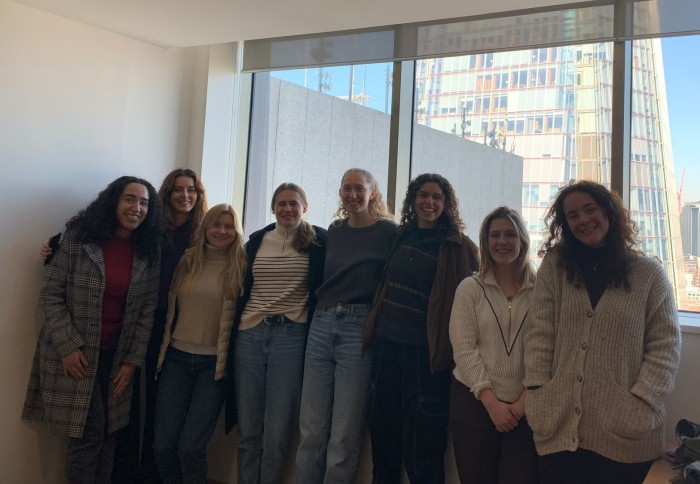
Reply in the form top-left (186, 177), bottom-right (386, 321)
top-left (414, 40), bottom-right (686, 306)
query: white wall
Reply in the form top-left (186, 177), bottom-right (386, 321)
top-left (0, 1), bottom-right (198, 481)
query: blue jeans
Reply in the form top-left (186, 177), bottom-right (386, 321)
top-left (369, 337), bottom-right (450, 484)
top-left (234, 318), bottom-right (309, 484)
top-left (153, 347), bottom-right (226, 484)
top-left (296, 304), bottom-right (372, 484)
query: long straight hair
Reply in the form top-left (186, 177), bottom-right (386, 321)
top-left (158, 168), bottom-right (208, 247)
top-left (176, 203), bottom-right (246, 300)
top-left (271, 183), bottom-right (317, 252)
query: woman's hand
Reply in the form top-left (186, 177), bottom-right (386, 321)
top-left (112, 363), bottom-right (136, 397)
top-left (508, 388), bottom-right (526, 421)
top-left (39, 240), bottom-right (53, 260)
top-left (481, 389), bottom-right (518, 432)
top-left (62, 349), bottom-right (88, 380)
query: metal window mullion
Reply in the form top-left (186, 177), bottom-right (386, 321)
top-left (610, 0), bottom-right (633, 206)
top-left (387, 61), bottom-right (415, 219)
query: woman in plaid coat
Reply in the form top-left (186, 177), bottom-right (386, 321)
top-left (23, 176), bottom-right (163, 483)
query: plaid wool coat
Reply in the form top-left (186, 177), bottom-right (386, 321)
top-left (22, 230), bottom-right (159, 438)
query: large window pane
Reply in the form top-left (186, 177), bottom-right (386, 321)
top-left (660, 35), bottom-right (700, 311)
top-left (412, 44), bottom-right (614, 252)
top-left (244, 64), bottom-right (394, 235)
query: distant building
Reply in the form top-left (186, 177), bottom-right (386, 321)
top-left (415, 39), bottom-right (686, 306)
top-left (681, 202), bottom-right (700, 257)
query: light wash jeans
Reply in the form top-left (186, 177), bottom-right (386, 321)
top-left (296, 303), bottom-right (372, 484)
top-left (234, 318), bottom-right (309, 484)
top-left (153, 347), bottom-right (226, 484)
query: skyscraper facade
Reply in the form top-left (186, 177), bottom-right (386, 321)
top-left (681, 202), bottom-right (700, 257)
top-left (414, 39), bottom-right (686, 307)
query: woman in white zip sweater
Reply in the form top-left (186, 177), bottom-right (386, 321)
top-left (449, 206), bottom-right (538, 483)
top-left (154, 203), bottom-right (246, 484)
top-left (524, 181), bottom-right (681, 484)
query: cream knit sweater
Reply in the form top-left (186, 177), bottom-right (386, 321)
top-left (524, 250), bottom-right (681, 463)
top-left (450, 270), bottom-right (535, 403)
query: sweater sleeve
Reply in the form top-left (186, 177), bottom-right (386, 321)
top-left (38, 230), bottom-right (85, 358)
top-left (449, 277), bottom-right (491, 397)
top-left (630, 262), bottom-right (681, 410)
top-left (524, 252), bottom-right (557, 388)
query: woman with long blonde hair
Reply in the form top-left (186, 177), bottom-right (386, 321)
top-left (154, 203), bottom-right (246, 483)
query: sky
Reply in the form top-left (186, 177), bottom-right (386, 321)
top-left (273, 36), bottom-right (700, 203)
top-left (661, 36), bottom-right (700, 204)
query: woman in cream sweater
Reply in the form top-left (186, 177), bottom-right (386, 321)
top-left (524, 181), bottom-right (681, 484)
top-left (449, 206), bottom-right (537, 483)
top-left (154, 203), bottom-right (246, 484)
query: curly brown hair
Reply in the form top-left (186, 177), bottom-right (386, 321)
top-left (540, 180), bottom-right (640, 289)
top-left (398, 173), bottom-right (465, 236)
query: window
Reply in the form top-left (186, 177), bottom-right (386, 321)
top-left (244, 64), bottom-right (393, 234)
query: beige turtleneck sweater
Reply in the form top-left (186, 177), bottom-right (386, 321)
top-left (171, 245), bottom-right (228, 355)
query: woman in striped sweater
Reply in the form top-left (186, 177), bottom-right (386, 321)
top-left (448, 206), bottom-right (538, 484)
top-left (230, 183), bottom-right (327, 484)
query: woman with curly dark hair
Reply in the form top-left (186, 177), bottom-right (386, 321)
top-left (524, 180), bottom-right (681, 484)
top-left (23, 176), bottom-right (163, 483)
top-left (365, 173), bottom-right (479, 482)
top-left (38, 168), bottom-right (208, 482)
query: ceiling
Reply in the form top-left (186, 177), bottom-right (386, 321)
top-left (10, 0), bottom-right (587, 48)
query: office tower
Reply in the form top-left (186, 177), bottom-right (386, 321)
top-left (681, 202), bottom-right (700, 257)
top-left (415, 39), bottom-right (686, 306)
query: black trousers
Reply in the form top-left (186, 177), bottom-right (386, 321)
top-left (539, 448), bottom-right (653, 484)
top-left (368, 338), bottom-right (451, 484)
top-left (449, 376), bottom-right (539, 484)
top-left (111, 308), bottom-right (166, 484)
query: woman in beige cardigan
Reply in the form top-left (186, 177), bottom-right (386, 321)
top-left (153, 203), bottom-right (246, 484)
top-left (524, 181), bottom-right (681, 484)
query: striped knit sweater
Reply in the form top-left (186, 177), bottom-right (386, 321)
top-left (239, 224), bottom-right (309, 330)
top-left (524, 250), bottom-right (681, 463)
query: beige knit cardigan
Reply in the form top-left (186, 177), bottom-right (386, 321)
top-left (524, 250), bottom-right (681, 463)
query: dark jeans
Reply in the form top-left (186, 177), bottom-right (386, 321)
top-left (112, 307), bottom-right (166, 484)
top-left (539, 448), bottom-right (653, 484)
top-left (368, 338), bottom-right (450, 484)
top-left (66, 350), bottom-right (117, 484)
top-left (449, 376), bottom-right (538, 484)
top-left (154, 347), bottom-right (226, 484)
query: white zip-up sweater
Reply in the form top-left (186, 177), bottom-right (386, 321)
top-left (524, 250), bottom-right (681, 463)
top-left (450, 270), bottom-right (535, 403)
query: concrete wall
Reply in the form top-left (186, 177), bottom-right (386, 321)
top-left (244, 77), bottom-right (523, 238)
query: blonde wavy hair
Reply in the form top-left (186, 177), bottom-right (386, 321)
top-left (176, 203), bottom-right (246, 300)
top-left (334, 168), bottom-right (392, 221)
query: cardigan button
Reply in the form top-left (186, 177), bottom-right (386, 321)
top-left (586, 311), bottom-right (593, 318)
top-left (576, 375), bottom-right (583, 383)
top-left (581, 342), bottom-right (588, 350)
top-left (575, 407), bottom-right (581, 415)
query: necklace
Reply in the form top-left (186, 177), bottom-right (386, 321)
top-left (591, 258), bottom-right (606, 271)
